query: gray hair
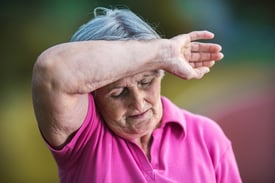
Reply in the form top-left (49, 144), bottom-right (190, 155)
top-left (70, 7), bottom-right (160, 41)
top-left (70, 7), bottom-right (164, 77)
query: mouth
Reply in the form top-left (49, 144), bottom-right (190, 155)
top-left (125, 109), bottom-right (155, 133)
top-left (128, 109), bottom-right (149, 119)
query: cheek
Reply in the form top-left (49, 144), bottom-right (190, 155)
top-left (147, 82), bottom-right (161, 104)
top-left (100, 100), bottom-right (126, 121)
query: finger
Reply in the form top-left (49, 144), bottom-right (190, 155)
top-left (189, 61), bottom-right (207, 68)
top-left (192, 67), bottom-right (210, 79)
top-left (190, 52), bottom-right (224, 62)
top-left (189, 31), bottom-right (214, 41)
top-left (191, 42), bottom-right (222, 52)
top-left (190, 60), bottom-right (215, 68)
top-left (204, 60), bottom-right (215, 67)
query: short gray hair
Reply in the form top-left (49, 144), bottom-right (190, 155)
top-left (71, 7), bottom-right (160, 41)
top-left (70, 7), bottom-right (164, 77)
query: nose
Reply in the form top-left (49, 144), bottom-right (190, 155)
top-left (129, 89), bottom-right (145, 112)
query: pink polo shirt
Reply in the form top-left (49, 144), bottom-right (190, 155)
top-left (48, 94), bottom-right (242, 183)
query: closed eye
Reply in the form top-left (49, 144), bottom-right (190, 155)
top-left (139, 77), bottom-right (154, 88)
top-left (110, 88), bottom-right (128, 98)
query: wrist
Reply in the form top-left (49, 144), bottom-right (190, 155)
top-left (156, 38), bottom-right (178, 72)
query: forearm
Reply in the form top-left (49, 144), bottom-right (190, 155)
top-left (34, 39), bottom-right (167, 94)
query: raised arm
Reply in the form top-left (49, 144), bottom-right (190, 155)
top-left (31, 30), bottom-right (223, 148)
top-left (32, 39), bottom-right (167, 148)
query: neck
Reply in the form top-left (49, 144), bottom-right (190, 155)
top-left (134, 134), bottom-right (153, 160)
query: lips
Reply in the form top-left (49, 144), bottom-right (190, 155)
top-left (126, 109), bottom-right (154, 133)
top-left (128, 109), bottom-right (149, 119)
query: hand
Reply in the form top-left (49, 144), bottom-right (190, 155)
top-left (167, 30), bottom-right (224, 79)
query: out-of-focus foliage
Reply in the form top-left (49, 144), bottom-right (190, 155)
top-left (0, 0), bottom-right (274, 183)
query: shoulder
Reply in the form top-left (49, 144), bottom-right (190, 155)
top-left (182, 108), bottom-right (231, 158)
top-left (161, 96), bottom-right (230, 146)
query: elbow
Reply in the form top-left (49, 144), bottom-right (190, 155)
top-left (32, 49), bottom-right (59, 91)
top-left (33, 49), bottom-right (55, 76)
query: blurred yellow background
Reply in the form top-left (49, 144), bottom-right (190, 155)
top-left (1, 0), bottom-right (274, 183)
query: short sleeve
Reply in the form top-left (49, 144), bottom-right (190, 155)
top-left (48, 93), bottom-right (102, 170)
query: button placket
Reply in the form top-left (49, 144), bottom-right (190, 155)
top-left (127, 141), bottom-right (155, 182)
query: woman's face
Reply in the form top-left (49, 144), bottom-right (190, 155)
top-left (94, 71), bottom-right (163, 141)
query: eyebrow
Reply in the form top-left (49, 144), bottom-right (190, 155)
top-left (140, 70), bottom-right (160, 78)
top-left (107, 71), bottom-right (158, 90)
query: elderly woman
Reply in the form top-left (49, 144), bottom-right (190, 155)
top-left (32, 7), bottom-right (242, 183)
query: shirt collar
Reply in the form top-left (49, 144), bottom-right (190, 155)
top-left (160, 96), bottom-right (186, 138)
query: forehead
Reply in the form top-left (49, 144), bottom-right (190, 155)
top-left (106, 71), bottom-right (159, 89)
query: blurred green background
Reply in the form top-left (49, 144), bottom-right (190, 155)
top-left (0, 0), bottom-right (274, 183)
